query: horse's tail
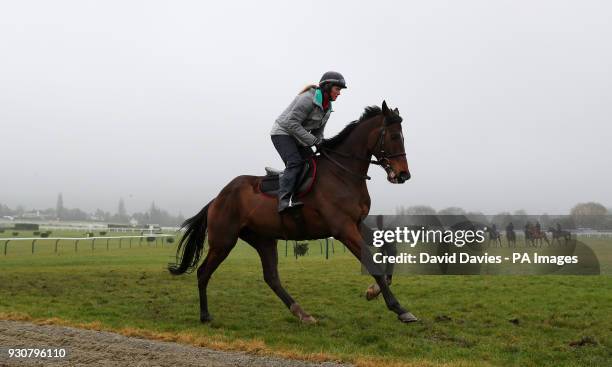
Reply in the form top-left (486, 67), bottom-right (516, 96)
top-left (168, 201), bottom-right (212, 275)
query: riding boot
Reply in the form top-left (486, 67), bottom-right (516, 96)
top-left (278, 163), bottom-right (303, 212)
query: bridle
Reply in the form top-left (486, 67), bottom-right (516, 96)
top-left (318, 115), bottom-right (406, 181)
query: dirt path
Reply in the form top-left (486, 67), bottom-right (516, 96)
top-left (0, 320), bottom-right (351, 367)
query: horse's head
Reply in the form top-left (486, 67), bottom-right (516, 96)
top-left (370, 101), bottom-right (411, 183)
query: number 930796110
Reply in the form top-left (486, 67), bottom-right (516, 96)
top-left (2, 348), bottom-right (68, 360)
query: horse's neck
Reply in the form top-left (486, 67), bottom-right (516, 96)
top-left (329, 117), bottom-right (380, 174)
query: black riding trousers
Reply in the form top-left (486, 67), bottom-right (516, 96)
top-left (271, 135), bottom-right (312, 195)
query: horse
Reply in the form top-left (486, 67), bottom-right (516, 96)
top-left (549, 227), bottom-right (571, 245)
top-left (487, 225), bottom-right (502, 247)
top-left (525, 224), bottom-right (550, 247)
top-left (168, 101), bottom-right (417, 324)
top-left (505, 228), bottom-right (516, 248)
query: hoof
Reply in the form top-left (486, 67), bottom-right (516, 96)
top-left (200, 314), bottom-right (213, 323)
top-left (365, 283), bottom-right (381, 301)
top-left (398, 312), bottom-right (419, 323)
top-left (290, 303), bottom-right (317, 325)
top-left (301, 315), bottom-right (318, 325)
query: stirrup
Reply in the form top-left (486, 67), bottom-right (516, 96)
top-left (278, 195), bottom-right (302, 213)
top-left (289, 195), bottom-right (303, 208)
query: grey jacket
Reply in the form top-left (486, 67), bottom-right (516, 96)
top-left (270, 87), bottom-right (332, 147)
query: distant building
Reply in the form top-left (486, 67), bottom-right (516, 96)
top-left (19, 211), bottom-right (54, 220)
top-left (21, 211), bottom-right (41, 219)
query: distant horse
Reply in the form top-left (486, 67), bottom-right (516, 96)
top-left (505, 228), bottom-right (516, 248)
top-left (168, 102), bottom-right (418, 324)
top-left (487, 225), bottom-right (502, 247)
top-left (525, 224), bottom-right (550, 247)
top-left (549, 227), bottom-right (571, 245)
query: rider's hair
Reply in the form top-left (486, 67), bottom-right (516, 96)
top-left (298, 84), bottom-right (318, 94)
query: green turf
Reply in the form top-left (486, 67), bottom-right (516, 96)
top-left (0, 233), bottom-right (610, 366)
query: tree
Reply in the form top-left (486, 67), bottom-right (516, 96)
top-left (56, 193), bottom-right (64, 220)
top-left (466, 211), bottom-right (488, 225)
top-left (437, 207), bottom-right (466, 215)
top-left (149, 202), bottom-right (161, 224)
top-left (15, 205), bottom-right (25, 215)
top-left (177, 212), bottom-right (185, 225)
top-left (397, 205), bottom-right (436, 215)
top-left (539, 213), bottom-right (551, 228)
top-left (571, 202), bottom-right (608, 229)
top-left (63, 208), bottom-right (89, 221)
top-left (570, 202), bottom-right (607, 216)
top-left (117, 198), bottom-right (128, 223)
top-left (0, 203), bottom-right (8, 216)
top-left (491, 212), bottom-right (512, 228)
top-left (512, 210), bottom-right (528, 228)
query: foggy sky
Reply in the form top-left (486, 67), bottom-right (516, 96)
top-left (1, 1), bottom-right (611, 216)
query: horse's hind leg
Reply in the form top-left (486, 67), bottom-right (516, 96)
top-left (197, 227), bottom-right (238, 323)
top-left (241, 231), bottom-right (316, 324)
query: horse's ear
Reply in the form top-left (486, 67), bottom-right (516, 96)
top-left (393, 107), bottom-right (400, 115)
top-left (382, 100), bottom-right (390, 115)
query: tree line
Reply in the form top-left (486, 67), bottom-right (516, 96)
top-left (1, 194), bottom-right (185, 227)
top-left (395, 202), bottom-right (612, 230)
top-left (2, 197), bottom-right (610, 229)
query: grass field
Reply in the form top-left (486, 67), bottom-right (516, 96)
top-left (0, 231), bottom-right (611, 366)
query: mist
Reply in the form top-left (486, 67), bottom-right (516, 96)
top-left (1, 1), bottom-right (610, 216)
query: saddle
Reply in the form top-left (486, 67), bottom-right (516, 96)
top-left (259, 157), bottom-right (317, 198)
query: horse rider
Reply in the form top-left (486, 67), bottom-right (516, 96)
top-left (535, 221), bottom-right (541, 233)
top-left (506, 222), bottom-right (514, 233)
top-left (270, 71), bottom-right (347, 212)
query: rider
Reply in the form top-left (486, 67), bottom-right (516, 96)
top-left (270, 71), bottom-right (347, 212)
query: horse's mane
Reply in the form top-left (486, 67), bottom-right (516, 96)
top-left (320, 106), bottom-right (382, 149)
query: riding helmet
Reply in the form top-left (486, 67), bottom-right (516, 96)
top-left (319, 71), bottom-right (347, 89)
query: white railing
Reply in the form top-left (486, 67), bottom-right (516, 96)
top-left (36, 226), bottom-right (181, 233)
top-left (1, 234), bottom-right (176, 255)
top-left (574, 231), bottom-right (612, 238)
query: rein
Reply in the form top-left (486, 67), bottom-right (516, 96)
top-left (318, 117), bottom-right (406, 181)
top-left (320, 148), bottom-right (372, 180)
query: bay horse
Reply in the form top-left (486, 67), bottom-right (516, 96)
top-left (506, 227), bottom-right (516, 248)
top-left (549, 227), bottom-right (571, 245)
top-left (168, 101), bottom-right (418, 324)
top-left (525, 223), bottom-right (550, 247)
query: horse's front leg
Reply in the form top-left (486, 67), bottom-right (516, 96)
top-left (338, 223), bottom-right (418, 323)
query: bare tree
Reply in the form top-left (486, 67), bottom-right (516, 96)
top-left (56, 193), bottom-right (64, 220)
